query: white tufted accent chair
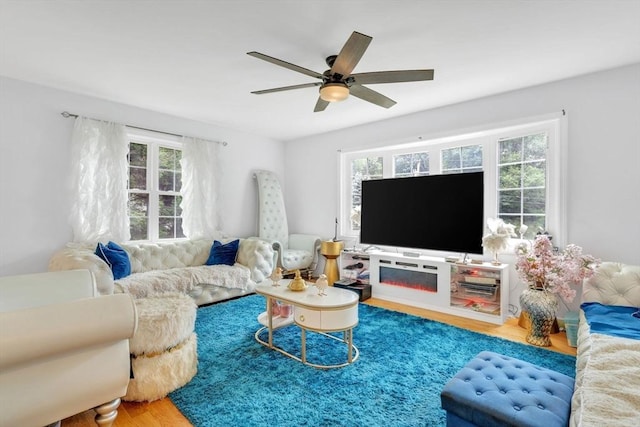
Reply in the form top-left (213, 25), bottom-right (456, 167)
top-left (254, 170), bottom-right (321, 275)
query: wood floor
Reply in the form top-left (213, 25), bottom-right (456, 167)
top-left (62, 297), bottom-right (576, 427)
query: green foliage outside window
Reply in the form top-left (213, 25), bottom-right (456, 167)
top-left (350, 157), bottom-right (383, 230)
top-left (127, 142), bottom-right (184, 241)
top-left (498, 133), bottom-right (547, 239)
top-left (394, 152), bottom-right (429, 177)
top-left (442, 145), bottom-right (483, 174)
top-left (341, 120), bottom-right (559, 243)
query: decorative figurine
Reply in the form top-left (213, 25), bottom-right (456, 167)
top-left (270, 267), bottom-right (283, 287)
top-left (481, 218), bottom-right (516, 265)
top-left (315, 274), bottom-right (329, 296)
top-left (288, 269), bottom-right (307, 291)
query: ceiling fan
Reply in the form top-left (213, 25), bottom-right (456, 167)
top-left (247, 31), bottom-right (434, 112)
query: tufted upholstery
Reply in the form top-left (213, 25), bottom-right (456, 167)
top-left (236, 238), bottom-right (274, 283)
top-left (441, 351), bottom-right (574, 427)
top-left (570, 262), bottom-right (640, 426)
top-left (255, 169), bottom-right (290, 248)
top-left (49, 243), bottom-right (116, 295)
top-left (120, 240), bottom-right (211, 273)
top-left (254, 170), bottom-right (321, 273)
top-left (581, 262), bottom-right (640, 307)
top-left (49, 238), bottom-right (274, 306)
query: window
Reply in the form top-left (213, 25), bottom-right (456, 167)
top-left (128, 142), bottom-right (149, 240)
top-left (157, 146), bottom-right (183, 239)
top-left (393, 152), bottom-right (429, 177)
top-left (339, 115), bottom-right (564, 248)
top-left (348, 156), bottom-right (383, 231)
top-left (442, 145), bottom-right (483, 174)
top-left (497, 133), bottom-right (547, 239)
top-left (127, 136), bottom-right (185, 241)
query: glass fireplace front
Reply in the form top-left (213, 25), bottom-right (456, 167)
top-left (379, 265), bottom-right (438, 293)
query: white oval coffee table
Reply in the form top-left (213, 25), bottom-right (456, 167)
top-left (255, 280), bottom-right (359, 369)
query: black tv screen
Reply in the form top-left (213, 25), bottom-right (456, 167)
top-left (360, 172), bottom-right (484, 255)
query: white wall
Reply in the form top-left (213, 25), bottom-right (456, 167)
top-left (0, 77), bottom-right (284, 276)
top-left (2, 63), bottom-right (639, 293)
top-left (284, 64), bottom-right (640, 310)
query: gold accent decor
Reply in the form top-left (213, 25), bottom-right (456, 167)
top-left (288, 270), bottom-right (308, 291)
top-left (518, 310), bottom-right (531, 329)
top-left (518, 310), bottom-right (560, 333)
top-left (321, 240), bottom-right (344, 286)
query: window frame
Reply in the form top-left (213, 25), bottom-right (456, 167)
top-left (127, 130), bottom-right (185, 243)
top-left (338, 113), bottom-right (566, 252)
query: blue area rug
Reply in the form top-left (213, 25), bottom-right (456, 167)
top-left (170, 295), bottom-right (575, 426)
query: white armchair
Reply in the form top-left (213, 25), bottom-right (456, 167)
top-left (0, 270), bottom-right (137, 427)
top-left (254, 169), bottom-right (321, 276)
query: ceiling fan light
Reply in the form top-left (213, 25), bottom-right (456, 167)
top-left (319, 83), bottom-right (349, 102)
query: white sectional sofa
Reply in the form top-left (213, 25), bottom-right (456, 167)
top-left (49, 238), bottom-right (275, 306)
top-left (0, 270), bottom-right (136, 427)
top-left (570, 262), bottom-right (640, 426)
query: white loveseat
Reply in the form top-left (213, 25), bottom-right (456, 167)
top-left (570, 262), bottom-right (640, 426)
top-left (49, 238), bottom-right (275, 306)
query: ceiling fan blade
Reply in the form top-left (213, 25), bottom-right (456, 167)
top-left (314, 97), bottom-right (330, 112)
top-left (247, 51), bottom-right (323, 79)
top-left (251, 82), bottom-right (322, 95)
top-left (351, 69), bottom-right (434, 85)
top-left (349, 84), bottom-right (396, 109)
top-left (331, 31), bottom-right (372, 77)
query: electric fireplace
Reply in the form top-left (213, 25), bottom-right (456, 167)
top-left (378, 264), bottom-right (438, 293)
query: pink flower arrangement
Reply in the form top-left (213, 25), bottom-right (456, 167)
top-left (515, 235), bottom-right (600, 303)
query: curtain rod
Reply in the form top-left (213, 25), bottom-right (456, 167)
top-left (60, 111), bottom-right (228, 146)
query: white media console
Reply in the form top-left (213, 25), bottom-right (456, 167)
top-left (368, 251), bottom-right (509, 324)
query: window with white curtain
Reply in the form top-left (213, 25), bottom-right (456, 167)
top-left (69, 117), bottom-right (220, 243)
top-left (127, 133), bottom-right (184, 241)
top-left (339, 115), bottom-right (565, 248)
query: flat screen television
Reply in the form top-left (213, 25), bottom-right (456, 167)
top-left (360, 172), bottom-right (484, 255)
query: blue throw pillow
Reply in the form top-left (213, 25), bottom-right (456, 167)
top-left (95, 241), bottom-right (131, 280)
top-left (206, 239), bottom-right (239, 266)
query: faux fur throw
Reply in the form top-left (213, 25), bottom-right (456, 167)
top-left (129, 293), bottom-right (197, 356)
top-left (124, 333), bottom-right (198, 402)
top-left (114, 264), bottom-right (252, 299)
top-left (573, 333), bottom-right (640, 426)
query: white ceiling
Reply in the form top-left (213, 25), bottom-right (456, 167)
top-left (1, 1), bottom-right (639, 141)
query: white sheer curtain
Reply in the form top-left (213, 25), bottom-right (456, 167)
top-left (69, 117), bottom-right (130, 243)
top-left (180, 136), bottom-right (220, 240)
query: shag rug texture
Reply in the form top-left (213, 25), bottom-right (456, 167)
top-left (169, 295), bottom-right (575, 426)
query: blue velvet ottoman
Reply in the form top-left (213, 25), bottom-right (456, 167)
top-left (441, 351), bottom-right (574, 427)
